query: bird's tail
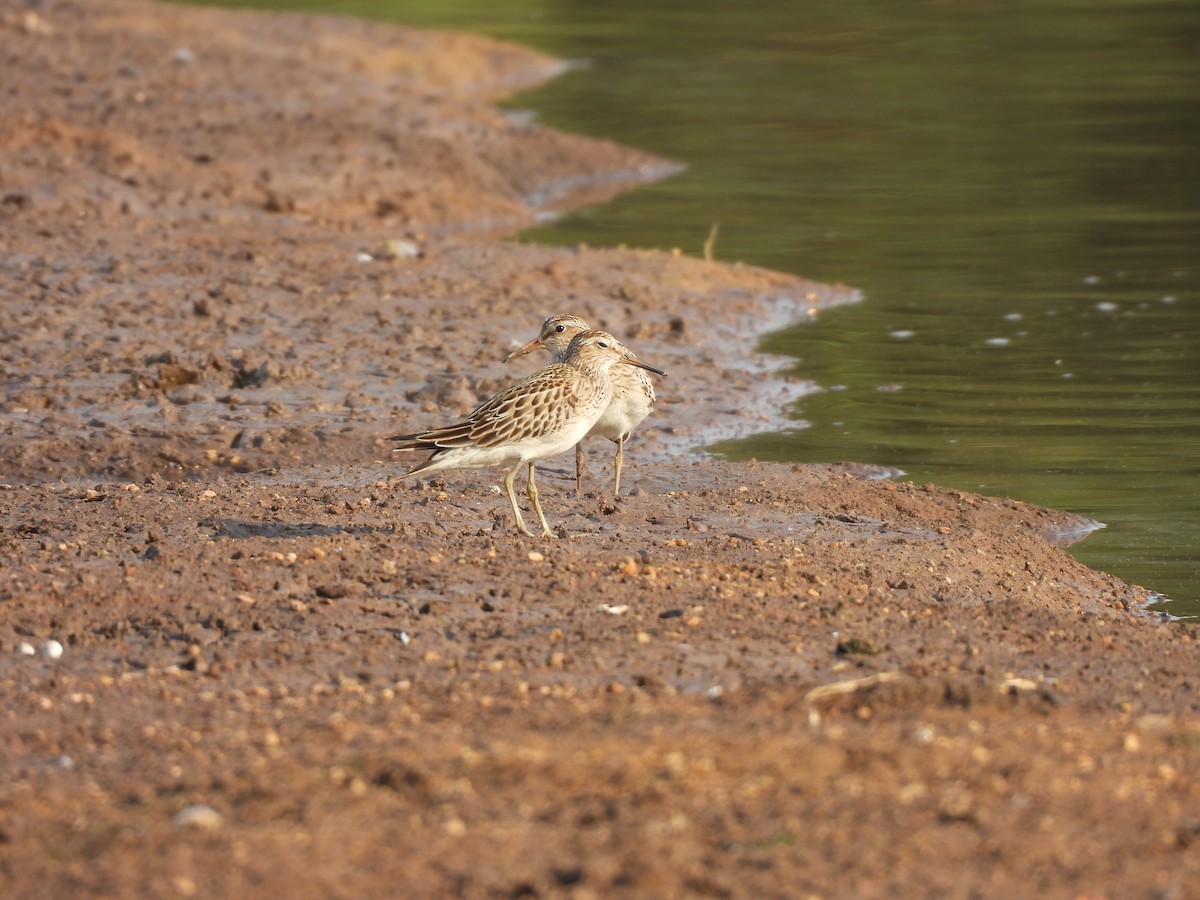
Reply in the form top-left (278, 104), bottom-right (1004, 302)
top-left (388, 433), bottom-right (450, 477)
top-left (388, 433), bottom-right (429, 453)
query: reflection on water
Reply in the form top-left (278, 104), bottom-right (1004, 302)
top-left (206, 0), bottom-right (1199, 615)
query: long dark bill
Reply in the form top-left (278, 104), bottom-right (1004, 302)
top-left (622, 357), bottom-right (666, 378)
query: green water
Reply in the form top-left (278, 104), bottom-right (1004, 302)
top-left (205, 0), bottom-right (1199, 616)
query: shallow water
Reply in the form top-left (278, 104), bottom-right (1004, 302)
top-left (207, 0), bottom-right (1199, 615)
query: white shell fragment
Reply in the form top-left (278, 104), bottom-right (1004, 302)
top-left (42, 640), bottom-right (64, 659)
top-left (172, 804), bottom-right (224, 830)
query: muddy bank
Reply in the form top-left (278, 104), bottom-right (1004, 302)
top-left (1, 1), bottom-right (1197, 897)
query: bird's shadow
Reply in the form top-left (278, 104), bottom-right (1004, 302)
top-left (200, 518), bottom-right (395, 540)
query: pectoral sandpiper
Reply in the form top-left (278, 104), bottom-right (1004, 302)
top-left (505, 314), bottom-right (659, 497)
top-left (392, 330), bottom-right (666, 537)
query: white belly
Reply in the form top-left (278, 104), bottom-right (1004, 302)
top-left (587, 366), bottom-right (655, 442)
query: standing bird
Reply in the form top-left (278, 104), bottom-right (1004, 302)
top-left (392, 330), bottom-right (665, 537)
top-left (505, 314), bottom-right (659, 497)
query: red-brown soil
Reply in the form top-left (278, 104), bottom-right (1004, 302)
top-left (1, 1), bottom-right (1197, 897)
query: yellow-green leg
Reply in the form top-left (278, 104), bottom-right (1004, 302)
top-left (504, 465), bottom-right (534, 537)
top-left (574, 443), bottom-right (586, 496)
top-left (613, 435), bottom-right (625, 497)
top-left (526, 463), bottom-right (554, 537)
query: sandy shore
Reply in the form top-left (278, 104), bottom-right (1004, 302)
top-left (1, 1), bottom-right (1197, 896)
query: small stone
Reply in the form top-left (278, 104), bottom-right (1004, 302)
top-left (21, 10), bottom-right (54, 35)
top-left (938, 784), bottom-right (974, 821)
top-left (836, 637), bottom-right (881, 657)
top-left (41, 640), bottom-right (64, 659)
top-left (527, 551), bottom-right (544, 562)
top-left (383, 238), bottom-right (421, 259)
top-left (17, 642), bottom-right (36, 656)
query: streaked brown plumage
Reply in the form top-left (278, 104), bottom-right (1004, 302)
top-left (393, 330), bottom-right (666, 537)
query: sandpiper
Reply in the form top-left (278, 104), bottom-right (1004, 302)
top-left (505, 314), bottom-right (659, 496)
top-left (392, 330), bottom-right (666, 537)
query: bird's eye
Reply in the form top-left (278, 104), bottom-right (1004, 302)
top-left (597, 340), bottom-right (609, 348)
top-left (555, 324), bottom-right (566, 333)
